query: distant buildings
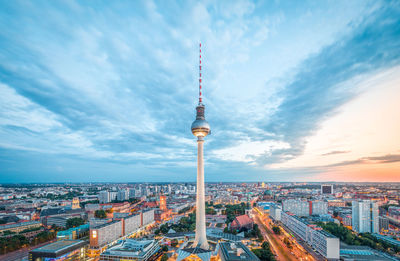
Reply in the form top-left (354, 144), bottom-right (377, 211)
top-left (352, 200), bottom-right (379, 233)
top-left (0, 220), bottom-right (41, 234)
top-left (99, 191), bottom-right (110, 204)
top-left (379, 216), bottom-right (389, 232)
top-left (321, 185), bottom-right (333, 194)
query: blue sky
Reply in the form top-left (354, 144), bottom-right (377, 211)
top-left (1, 0), bottom-right (400, 183)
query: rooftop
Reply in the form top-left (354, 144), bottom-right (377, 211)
top-left (30, 240), bottom-right (86, 257)
top-left (219, 242), bottom-right (259, 261)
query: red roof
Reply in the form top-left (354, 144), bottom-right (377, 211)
top-left (232, 214), bottom-right (253, 227)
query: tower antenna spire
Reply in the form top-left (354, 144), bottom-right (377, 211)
top-left (199, 42), bottom-right (202, 104)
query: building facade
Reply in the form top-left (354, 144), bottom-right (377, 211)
top-left (352, 200), bottom-right (379, 233)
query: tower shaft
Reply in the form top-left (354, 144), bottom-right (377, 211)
top-left (193, 136), bottom-right (209, 249)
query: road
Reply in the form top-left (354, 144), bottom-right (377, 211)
top-left (253, 209), bottom-right (297, 261)
top-left (253, 208), bottom-right (314, 261)
top-left (0, 239), bottom-right (56, 261)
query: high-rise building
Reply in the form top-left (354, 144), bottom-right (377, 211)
top-left (72, 197), bottom-right (80, 209)
top-left (379, 216), bottom-right (389, 232)
top-left (159, 195), bottom-right (167, 211)
top-left (117, 189), bottom-right (129, 201)
top-left (98, 191), bottom-right (110, 204)
top-left (352, 200), bottom-right (379, 233)
top-left (321, 185), bottom-right (333, 194)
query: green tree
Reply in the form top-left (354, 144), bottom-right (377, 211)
top-left (161, 253), bottom-right (169, 261)
top-left (272, 226), bottom-right (281, 235)
top-left (95, 210), bottom-right (107, 219)
top-left (66, 217), bottom-right (85, 228)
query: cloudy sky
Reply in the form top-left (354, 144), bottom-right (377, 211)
top-left (0, 0), bottom-right (399, 183)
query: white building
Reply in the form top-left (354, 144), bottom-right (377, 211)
top-left (311, 201), bottom-right (328, 215)
top-left (124, 213), bottom-right (141, 235)
top-left (283, 199), bottom-right (310, 216)
top-left (142, 209), bottom-right (155, 226)
top-left (117, 189), bottom-right (129, 201)
top-left (352, 200), bottom-right (379, 233)
top-left (281, 212), bottom-right (339, 259)
top-left (99, 191), bottom-right (110, 204)
top-left (269, 204), bottom-right (282, 221)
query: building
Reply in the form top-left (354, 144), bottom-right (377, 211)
top-left (29, 240), bottom-right (87, 261)
top-left (269, 204), bottom-right (282, 221)
top-left (99, 191), bottom-right (110, 204)
top-left (0, 220), bottom-right (41, 234)
top-left (218, 242), bottom-right (259, 261)
top-left (159, 195), bottom-right (167, 211)
top-left (321, 185), bottom-right (333, 194)
top-left (72, 197), bottom-right (80, 209)
top-left (379, 216), bottom-right (389, 232)
top-left (100, 239), bottom-right (160, 261)
top-left (352, 200), bottom-right (379, 233)
top-left (90, 220), bottom-right (123, 248)
top-left (57, 224), bottom-right (89, 240)
top-left (283, 199), bottom-right (309, 216)
top-left (89, 210), bottom-right (154, 249)
top-left (123, 213), bottom-right (141, 235)
top-left (117, 189), bottom-right (129, 201)
top-left (230, 214), bottom-right (253, 231)
top-left (311, 201), bottom-right (328, 215)
top-left (340, 245), bottom-right (398, 261)
top-left (281, 212), bottom-right (340, 259)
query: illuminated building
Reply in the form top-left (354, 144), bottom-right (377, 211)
top-left (72, 197), bottom-right (81, 209)
top-left (159, 195), bottom-right (167, 211)
top-left (100, 239), bottom-right (160, 261)
top-left (29, 240), bottom-right (86, 261)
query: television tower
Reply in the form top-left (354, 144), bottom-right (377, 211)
top-left (191, 42), bottom-right (210, 250)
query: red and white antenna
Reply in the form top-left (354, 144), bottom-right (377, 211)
top-left (199, 42), bottom-right (202, 104)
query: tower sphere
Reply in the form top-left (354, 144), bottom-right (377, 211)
top-left (191, 104), bottom-right (210, 137)
top-left (191, 119), bottom-right (210, 137)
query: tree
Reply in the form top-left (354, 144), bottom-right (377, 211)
top-left (272, 226), bottom-right (281, 235)
top-left (161, 254), bottom-right (169, 261)
top-left (95, 210), bottom-right (107, 219)
top-left (66, 217), bottom-right (85, 229)
top-left (171, 239), bottom-right (178, 247)
top-left (252, 242), bottom-right (275, 261)
top-left (161, 245), bottom-right (168, 252)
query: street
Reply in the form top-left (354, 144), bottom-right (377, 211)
top-left (253, 208), bottom-right (314, 261)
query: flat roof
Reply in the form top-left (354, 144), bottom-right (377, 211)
top-left (30, 240), bottom-right (86, 257)
top-left (219, 242), bottom-right (259, 261)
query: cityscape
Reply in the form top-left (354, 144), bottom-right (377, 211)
top-left (1, 1), bottom-right (400, 261)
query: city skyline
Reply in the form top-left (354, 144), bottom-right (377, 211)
top-left (1, 1), bottom-right (400, 183)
